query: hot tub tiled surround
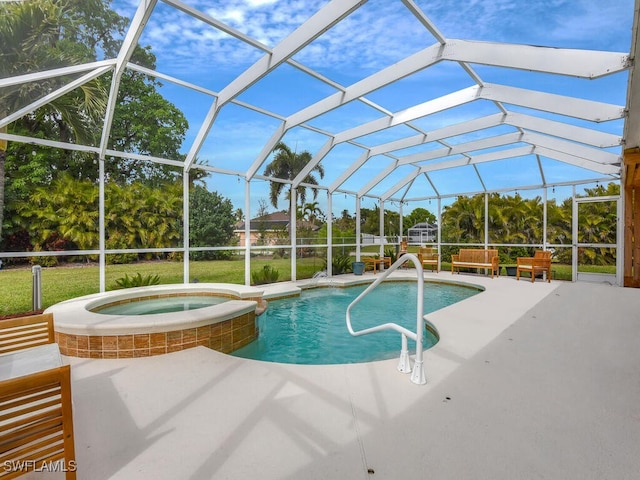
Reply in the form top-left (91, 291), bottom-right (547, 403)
top-left (45, 284), bottom-right (264, 359)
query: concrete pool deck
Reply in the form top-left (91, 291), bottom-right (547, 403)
top-left (26, 272), bottom-right (640, 479)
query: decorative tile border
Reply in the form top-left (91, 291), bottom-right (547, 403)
top-left (55, 311), bottom-right (257, 359)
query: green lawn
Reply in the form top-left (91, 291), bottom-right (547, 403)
top-left (0, 257), bottom-right (323, 316)
top-left (0, 257), bottom-right (616, 316)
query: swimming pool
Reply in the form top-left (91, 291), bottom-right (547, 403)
top-left (232, 281), bottom-right (480, 365)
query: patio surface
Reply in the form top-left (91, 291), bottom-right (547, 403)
top-left (25, 272), bottom-right (640, 479)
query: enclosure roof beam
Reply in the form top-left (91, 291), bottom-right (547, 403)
top-left (381, 168), bottom-right (423, 201)
top-left (368, 112), bottom-right (505, 156)
top-left (383, 146), bottom-right (535, 200)
top-left (99, 0), bottom-right (158, 158)
top-left (249, 32), bottom-right (625, 187)
top-left (521, 132), bottom-right (621, 165)
top-left (533, 146), bottom-right (621, 175)
top-left (357, 161), bottom-right (399, 197)
top-left (245, 123), bottom-right (288, 180)
top-left (0, 60), bottom-right (115, 89)
top-left (328, 150), bottom-right (371, 193)
top-left (213, 0), bottom-right (364, 109)
top-left (286, 43), bottom-right (445, 128)
top-left (0, 132), bottom-right (100, 154)
top-left (480, 83), bottom-right (624, 121)
top-left (397, 132), bottom-right (524, 165)
top-left (246, 43), bottom-right (446, 180)
top-left (0, 66), bottom-right (112, 129)
top-left (418, 146), bottom-right (536, 173)
top-left (183, 0), bottom-right (366, 172)
top-left (442, 39), bottom-right (628, 78)
top-left (401, 0), bottom-right (446, 44)
top-left (504, 112), bottom-right (622, 148)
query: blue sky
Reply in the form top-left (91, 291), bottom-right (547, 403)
top-left (111, 0), bottom-right (635, 217)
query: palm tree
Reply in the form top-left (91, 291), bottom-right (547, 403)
top-left (263, 142), bottom-right (325, 210)
top-left (0, 0), bottom-right (105, 242)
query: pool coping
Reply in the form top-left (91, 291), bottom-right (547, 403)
top-left (44, 283), bottom-right (264, 336)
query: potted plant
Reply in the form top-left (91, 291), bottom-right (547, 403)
top-left (352, 261), bottom-right (365, 275)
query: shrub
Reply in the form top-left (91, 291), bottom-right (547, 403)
top-left (251, 265), bottom-right (280, 285)
top-left (384, 247), bottom-right (397, 263)
top-left (111, 272), bottom-right (161, 290)
top-left (323, 254), bottom-right (352, 275)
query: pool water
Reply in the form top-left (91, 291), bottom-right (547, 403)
top-left (93, 295), bottom-right (230, 315)
top-left (232, 281), bottom-right (480, 365)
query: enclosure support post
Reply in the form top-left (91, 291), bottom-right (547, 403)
top-left (399, 202), bottom-right (404, 244)
top-left (484, 193), bottom-right (489, 249)
top-left (99, 157), bottom-right (106, 292)
top-left (290, 188), bottom-right (297, 281)
top-left (379, 200), bottom-right (385, 263)
top-left (245, 179), bottom-right (251, 286)
top-left (623, 148), bottom-right (640, 287)
top-left (571, 185), bottom-right (577, 282)
top-left (437, 197), bottom-right (442, 270)
top-left (356, 196), bottom-right (361, 262)
top-left (543, 187), bottom-right (548, 251)
top-left (327, 191), bottom-right (333, 278)
top-left (183, 172), bottom-right (190, 283)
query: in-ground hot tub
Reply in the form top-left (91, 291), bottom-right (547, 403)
top-left (44, 283), bottom-right (265, 359)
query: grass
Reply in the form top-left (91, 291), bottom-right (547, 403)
top-left (0, 255), bottom-right (616, 316)
top-left (0, 257), bottom-right (325, 316)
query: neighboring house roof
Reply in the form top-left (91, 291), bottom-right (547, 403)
top-left (408, 222), bottom-right (437, 230)
top-left (234, 212), bottom-right (320, 231)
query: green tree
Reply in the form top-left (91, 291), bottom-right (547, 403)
top-left (0, 0), bottom-right (106, 243)
top-left (263, 142), bottom-right (325, 209)
top-left (16, 174), bottom-right (98, 253)
top-left (17, 175), bottom-right (187, 263)
top-left (335, 209), bottom-right (355, 232)
top-left (105, 46), bottom-right (189, 185)
top-left (403, 207), bottom-right (436, 234)
top-left (441, 195), bottom-right (484, 243)
top-left (189, 186), bottom-right (236, 260)
top-left (1, 0), bottom-right (194, 251)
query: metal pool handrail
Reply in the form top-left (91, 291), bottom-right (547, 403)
top-left (345, 253), bottom-right (426, 385)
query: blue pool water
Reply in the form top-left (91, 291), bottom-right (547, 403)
top-left (94, 295), bottom-right (230, 315)
top-left (232, 281), bottom-right (480, 365)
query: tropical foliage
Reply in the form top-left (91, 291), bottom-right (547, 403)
top-left (0, 0), bottom-right (107, 241)
top-left (0, 0), bottom-right (191, 250)
top-left (323, 253), bottom-right (353, 275)
top-left (441, 185), bottom-right (619, 265)
top-left (12, 175), bottom-right (236, 265)
top-left (112, 272), bottom-right (161, 290)
top-left (251, 265), bottom-right (280, 285)
top-left (263, 142), bottom-right (325, 209)
top-left (189, 186), bottom-right (237, 260)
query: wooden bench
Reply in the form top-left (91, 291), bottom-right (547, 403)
top-left (516, 250), bottom-right (552, 283)
top-left (0, 313), bottom-right (77, 479)
top-left (418, 247), bottom-right (439, 272)
top-left (451, 248), bottom-right (500, 278)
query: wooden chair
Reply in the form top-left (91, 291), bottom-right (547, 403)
top-left (0, 365), bottom-right (76, 479)
top-left (516, 250), bottom-right (552, 283)
top-left (418, 247), bottom-right (439, 272)
top-left (0, 313), bottom-right (55, 355)
top-left (0, 313), bottom-right (77, 479)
